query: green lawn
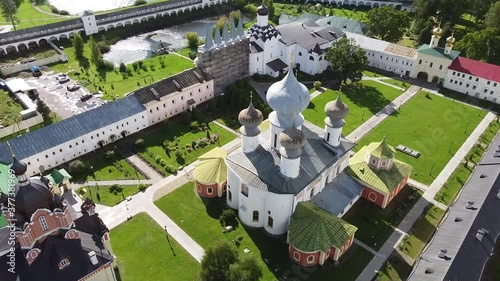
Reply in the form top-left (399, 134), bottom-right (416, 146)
top-left (79, 184), bottom-right (146, 206)
top-left (399, 205), bottom-right (445, 259)
top-left (50, 39), bottom-right (194, 99)
top-left (110, 213), bottom-right (199, 281)
top-left (376, 254), bottom-right (412, 281)
top-left (155, 182), bottom-right (374, 281)
top-left (356, 91), bottom-right (485, 185)
top-left (342, 186), bottom-right (422, 250)
top-left (382, 78), bottom-right (409, 90)
top-left (435, 120), bottom-right (500, 205)
top-left (303, 80), bottom-right (404, 135)
top-left (0, 1), bottom-right (74, 30)
top-left (0, 90), bottom-right (24, 126)
top-left (70, 156), bottom-right (144, 182)
top-left (176, 47), bottom-right (196, 58)
top-left (139, 122), bottom-right (235, 173)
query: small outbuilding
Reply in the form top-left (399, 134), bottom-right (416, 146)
top-left (193, 147), bottom-right (227, 198)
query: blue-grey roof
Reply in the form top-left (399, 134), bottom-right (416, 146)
top-left (311, 172), bottom-right (364, 217)
top-left (279, 13), bottom-right (366, 35)
top-left (226, 122), bottom-right (356, 195)
top-left (0, 95), bottom-right (145, 164)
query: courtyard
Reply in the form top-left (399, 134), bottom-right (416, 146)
top-left (155, 181), bottom-right (374, 281)
top-left (78, 184), bottom-right (147, 207)
top-left (355, 91), bottom-right (485, 185)
top-left (303, 79), bottom-right (405, 135)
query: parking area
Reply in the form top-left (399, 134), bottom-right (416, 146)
top-left (22, 72), bottom-right (105, 120)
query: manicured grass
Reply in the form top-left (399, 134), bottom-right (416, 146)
top-left (155, 181), bottom-right (374, 281)
top-left (139, 122), bottom-right (235, 172)
top-left (382, 78), bottom-right (409, 90)
top-left (49, 39), bottom-right (194, 99)
top-left (176, 47), bottom-right (196, 58)
top-left (0, 90), bottom-right (24, 126)
top-left (376, 254), bottom-right (412, 281)
top-left (79, 184), bottom-right (145, 206)
top-left (110, 212), bottom-right (199, 281)
top-left (399, 205), bottom-right (445, 259)
top-left (342, 186), bottom-right (422, 250)
top-left (71, 156), bottom-right (144, 182)
top-left (0, 1), bottom-right (74, 30)
top-left (435, 120), bottom-right (500, 205)
top-left (356, 91), bottom-right (485, 185)
top-left (267, 3), bottom-right (369, 23)
top-left (303, 80), bottom-right (404, 135)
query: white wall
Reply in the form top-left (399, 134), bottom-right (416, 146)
top-left (226, 166), bottom-right (241, 210)
top-left (443, 71), bottom-right (500, 104)
top-left (81, 14), bottom-right (98, 36)
top-left (365, 50), bottom-right (415, 76)
top-left (411, 53), bottom-right (452, 82)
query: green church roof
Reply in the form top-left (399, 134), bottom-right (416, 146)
top-left (370, 137), bottom-right (395, 159)
top-left (48, 168), bottom-right (72, 185)
top-left (193, 147), bottom-right (227, 184)
top-left (288, 202), bottom-right (357, 252)
top-left (347, 142), bottom-right (412, 195)
top-left (417, 44), bottom-right (460, 60)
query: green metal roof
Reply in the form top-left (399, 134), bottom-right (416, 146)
top-left (370, 137), bottom-right (395, 159)
top-left (347, 143), bottom-right (412, 194)
top-left (288, 202), bottom-right (357, 252)
top-left (193, 147), bottom-right (227, 184)
top-left (417, 44), bottom-right (460, 60)
top-left (48, 168), bottom-right (72, 185)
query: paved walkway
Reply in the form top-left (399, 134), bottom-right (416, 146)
top-left (354, 239), bottom-right (378, 256)
top-left (346, 85), bottom-right (421, 142)
top-left (362, 76), bottom-right (406, 91)
top-left (212, 120), bottom-right (240, 136)
top-left (126, 154), bottom-right (163, 181)
top-left (355, 112), bottom-right (496, 281)
top-left (407, 179), bottom-right (448, 211)
top-left (72, 179), bottom-right (156, 188)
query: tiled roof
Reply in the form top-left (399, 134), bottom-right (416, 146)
top-left (384, 43), bottom-right (417, 58)
top-left (288, 201), bottom-right (357, 252)
top-left (0, 95), bottom-right (145, 164)
top-left (266, 58), bottom-right (288, 72)
top-left (248, 24), bottom-right (280, 42)
top-left (193, 147), bottom-right (227, 184)
top-left (226, 122), bottom-right (355, 195)
top-left (133, 68), bottom-right (206, 105)
top-left (417, 44), bottom-right (460, 60)
top-left (277, 22), bottom-right (345, 52)
top-left (347, 142), bottom-right (412, 194)
top-left (448, 56), bottom-right (500, 83)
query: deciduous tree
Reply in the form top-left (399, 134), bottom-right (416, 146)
top-left (367, 6), bottom-right (411, 43)
top-left (0, 0), bottom-right (19, 30)
top-left (326, 37), bottom-right (368, 85)
top-left (200, 241), bottom-right (238, 281)
top-left (455, 27), bottom-right (500, 64)
top-left (228, 255), bottom-right (263, 281)
top-left (485, 1), bottom-right (500, 29)
top-left (185, 32), bottom-right (199, 50)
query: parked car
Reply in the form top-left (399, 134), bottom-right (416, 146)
top-left (58, 76), bottom-right (70, 83)
top-left (80, 94), bottom-right (92, 102)
top-left (67, 83), bottom-right (80, 91)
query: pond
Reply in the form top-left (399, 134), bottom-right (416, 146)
top-left (103, 15), bottom-right (252, 66)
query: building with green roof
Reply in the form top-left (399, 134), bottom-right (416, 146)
top-left (288, 202), bottom-right (357, 266)
top-left (193, 147), bottom-right (228, 198)
top-left (347, 137), bottom-right (412, 209)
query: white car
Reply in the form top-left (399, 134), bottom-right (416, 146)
top-left (126, 196), bottom-right (132, 201)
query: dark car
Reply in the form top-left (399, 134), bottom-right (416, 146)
top-left (67, 83), bottom-right (80, 91)
top-left (80, 94), bottom-right (92, 102)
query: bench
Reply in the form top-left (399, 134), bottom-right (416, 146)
top-left (396, 144), bottom-right (421, 158)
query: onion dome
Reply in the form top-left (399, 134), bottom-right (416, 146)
top-left (239, 99), bottom-right (263, 128)
top-left (267, 68), bottom-right (310, 126)
top-left (10, 157), bottom-right (27, 176)
top-left (446, 33), bottom-right (456, 46)
top-left (325, 94), bottom-right (349, 120)
top-left (280, 125), bottom-right (306, 152)
top-left (257, 5), bottom-right (268, 16)
top-left (432, 25), bottom-right (442, 37)
top-left (15, 178), bottom-right (54, 224)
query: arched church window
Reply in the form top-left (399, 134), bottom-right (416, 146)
top-left (207, 187), bottom-right (213, 194)
top-left (307, 256), bottom-right (315, 264)
top-left (309, 56), bottom-right (314, 61)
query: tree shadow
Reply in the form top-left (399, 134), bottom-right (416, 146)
top-left (78, 57), bottom-right (90, 69)
top-left (343, 84), bottom-right (398, 115)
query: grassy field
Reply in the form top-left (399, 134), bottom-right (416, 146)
top-left (0, 90), bottom-right (24, 126)
top-left (343, 186), bottom-right (422, 250)
top-left (110, 213), bottom-right (199, 281)
top-left (303, 80), bottom-right (404, 135)
top-left (0, 1), bottom-right (74, 30)
top-left (49, 39), bottom-right (194, 99)
top-left (69, 155), bottom-right (144, 182)
top-left (139, 122), bottom-right (235, 173)
top-left (155, 181), bottom-right (374, 281)
top-left (382, 78), bottom-right (409, 90)
top-left (399, 205), bottom-right (445, 259)
top-left (79, 184), bottom-right (145, 206)
top-left (435, 120), bottom-right (500, 205)
top-left (356, 91), bottom-right (485, 185)
top-left (376, 254), bottom-right (412, 281)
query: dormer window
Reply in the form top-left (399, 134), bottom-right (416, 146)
top-left (381, 161), bottom-right (386, 167)
top-left (371, 159), bottom-right (377, 165)
top-left (58, 258), bottom-right (70, 270)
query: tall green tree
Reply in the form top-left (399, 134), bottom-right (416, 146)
top-left (228, 255), bottom-right (263, 281)
top-left (200, 242), bottom-right (238, 281)
top-left (485, 1), bottom-right (500, 29)
top-left (72, 31), bottom-right (85, 58)
top-left (185, 32), bottom-right (199, 50)
top-left (455, 27), bottom-right (500, 64)
top-left (367, 6), bottom-right (411, 42)
top-left (88, 36), bottom-right (102, 66)
top-left (471, 0), bottom-right (496, 22)
top-left (0, 0), bottom-right (19, 30)
top-left (326, 37), bottom-right (368, 85)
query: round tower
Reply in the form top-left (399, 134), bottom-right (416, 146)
top-left (324, 94), bottom-right (349, 147)
top-left (279, 122), bottom-right (306, 178)
top-left (257, 5), bottom-right (269, 27)
top-left (238, 96), bottom-right (263, 153)
top-left (429, 24), bottom-right (442, 48)
top-left (266, 67), bottom-right (310, 150)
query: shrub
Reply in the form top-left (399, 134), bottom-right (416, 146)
top-left (59, 10), bottom-right (69, 15)
top-left (165, 164), bottom-right (177, 174)
top-left (109, 184), bottom-right (123, 194)
top-left (313, 81), bottom-right (322, 90)
top-left (189, 121), bottom-right (200, 132)
top-left (99, 60), bottom-right (115, 71)
top-left (132, 62), bottom-right (139, 71)
top-left (69, 160), bottom-right (88, 174)
top-left (138, 184), bottom-right (147, 192)
top-left (198, 139), bottom-right (208, 148)
top-left (219, 209), bottom-right (237, 227)
top-left (51, 6), bottom-right (59, 13)
top-left (155, 156), bottom-right (162, 163)
top-left (187, 148), bottom-right (192, 153)
top-left (134, 0), bottom-right (147, 5)
top-left (119, 62), bottom-right (127, 73)
top-left (186, 32), bottom-right (199, 49)
top-left (189, 51), bottom-right (197, 60)
top-left (160, 159), bottom-right (167, 167)
top-left (175, 150), bottom-right (182, 159)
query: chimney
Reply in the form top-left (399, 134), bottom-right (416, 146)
top-left (88, 251), bottom-right (98, 265)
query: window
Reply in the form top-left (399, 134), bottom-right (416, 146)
top-left (39, 216), bottom-right (49, 231)
top-left (52, 152), bottom-right (55, 155)
top-left (469, 76), bottom-right (472, 80)
top-left (429, 62), bottom-right (433, 68)
top-left (462, 74), bottom-right (465, 78)
top-left (267, 216), bottom-right (273, 228)
top-left (172, 100), bottom-right (175, 104)
top-left (466, 84), bottom-right (470, 88)
top-left (307, 256), bottom-right (315, 264)
top-left (371, 159), bottom-right (376, 165)
top-left (459, 82), bottom-right (462, 86)
top-left (310, 188), bottom-right (314, 199)
top-left (326, 133), bottom-right (330, 142)
top-left (253, 211), bottom-right (259, 221)
top-left (256, 57), bottom-right (259, 62)
top-left (298, 52), bottom-right (302, 56)
top-left (450, 79), bottom-right (453, 83)
top-left (382, 161), bottom-right (386, 167)
top-left (452, 71), bottom-right (456, 75)
top-left (58, 259), bottom-right (70, 270)
top-left (228, 190), bottom-right (232, 201)
top-left (309, 56), bottom-right (314, 61)
top-left (484, 89), bottom-right (488, 93)
top-left (439, 65), bottom-right (443, 70)
top-left (45, 155), bottom-right (48, 158)
top-left (419, 59), bottom-right (422, 65)
top-left (273, 134), bottom-right (277, 148)
top-left (494, 83), bottom-right (497, 87)
top-left (69, 145), bottom-right (72, 148)
top-left (487, 81), bottom-right (491, 85)
top-left (476, 78), bottom-right (479, 82)
top-left (75, 142), bottom-right (78, 146)
top-left (293, 252), bottom-right (300, 261)
top-left (326, 249), bottom-right (331, 257)
top-left (150, 109), bottom-right (152, 113)
top-left (473, 85), bottom-right (477, 90)
top-left (241, 184), bottom-right (249, 197)
top-left (207, 187), bottom-right (213, 194)
top-left (491, 91), bottom-right (494, 95)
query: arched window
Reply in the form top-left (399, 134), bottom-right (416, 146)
top-left (293, 252), bottom-right (301, 261)
top-left (267, 216), bottom-right (274, 228)
top-left (39, 216), bottom-right (49, 231)
top-left (307, 255), bottom-right (315, 264)
top-left (309, 56), bottom-right (314, 61)
top-left (228, 190), bottom-right (232, 201)
top-left (253, 211), bottom-right (259, 221)
top-left (207, 187), bottom-right (213, 194)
